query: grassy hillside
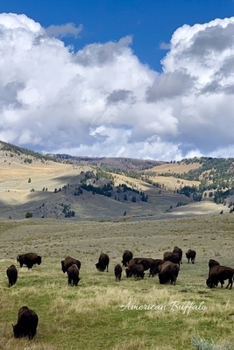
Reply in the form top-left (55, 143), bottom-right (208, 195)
top-left (0, 215), bottom-right (234, 349)
top-left (1, 139), bottom-right (234, 220)
top-left (0, 145), bottom-right (196, 220)
top-left (0, 140), bottom-right (54, 162)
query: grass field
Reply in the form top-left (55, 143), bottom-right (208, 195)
top-left (0, 214), bottom-right (234, 350)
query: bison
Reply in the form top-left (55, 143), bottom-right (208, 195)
top-left (126, 263), bottom-right (145, 280)
top-left (206, 265), bottom-right (234, 289)
top-left (12, 306), bottom-right (38, 340)
top-left (208, 259), bottom-right (220, 269)
top-left (149, 259), bottom-right (164, 277)
top-left (158, 261), bottom-right (180, 285)
top-left (173, 246), bottom-right (183, 264)
top-left (61, 256), bottom-right (81, 273)
top-left (186, 249), bottom-right (196, 264)
top-left (6, 264), bottom-right (18, 287)
top-left (114, 264), bottom-right (122, 281)
top-left (163, 252), bottom-right (181, 265)
top-left (121, 250), bottom-right (133, 267)
top-left (128, 257), bottom-right (155, 271)
top-left (95, 253), bottom-right (109, 272)
top-left (17, 253), bottom-right (41, 269)
top-left (67, 264), bottom-right (80, 286)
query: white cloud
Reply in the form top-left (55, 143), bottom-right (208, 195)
top-left (159, 42), bottom-right (170, 50)
top-left (1, 13), bottom-right (234, 161)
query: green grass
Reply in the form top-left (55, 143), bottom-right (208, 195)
top-left (0, 214), bottom-right (234, 349)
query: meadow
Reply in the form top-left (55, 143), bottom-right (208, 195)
top-left (0, 214), bottom-right (234, 350)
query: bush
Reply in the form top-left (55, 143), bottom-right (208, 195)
top-left (24, 158), bottom-right (32, 164)
top-left (25, 212), bottom-right (33, 218)
top-left (191, 336), bottom-right (232, 350)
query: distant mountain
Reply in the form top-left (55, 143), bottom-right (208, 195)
top-left (48, 153), bottom-right (164, 172)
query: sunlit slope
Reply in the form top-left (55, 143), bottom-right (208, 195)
top-left (144, 162), bottom-right (201, 190)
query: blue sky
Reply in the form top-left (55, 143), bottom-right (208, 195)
top-left (0, 1), bottom-right (234, 160)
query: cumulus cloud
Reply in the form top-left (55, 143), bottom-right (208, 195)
top-left (146, 70), bottom-right (196, 101)
top-left (159, 42), bottom-right (170, 50)
top-left (1, 13), bottom-right (234, 160)
top-left (45, 22), bottom-right (83, 38)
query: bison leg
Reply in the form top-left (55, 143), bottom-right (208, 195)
top-left (230, 280), bottom-right (233, 290)
top-left (226, 278), bottom-right (233, 289)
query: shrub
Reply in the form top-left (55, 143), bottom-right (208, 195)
top-left (191, 336), bottom-right (232, 350)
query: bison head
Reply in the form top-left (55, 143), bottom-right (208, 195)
top-left (12, 324), bottom-right (20, 338)
top-left (206, 278), bottom-right (215, 288)
top-left (150, 265), bottom-right (161, 277)
top-left (61, 261), bottom-right (66, 273)
top-left (121, 259), bottom-right (126, 267)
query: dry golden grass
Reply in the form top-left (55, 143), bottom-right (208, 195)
top-left (0, 151), bottom-right (93, 205)
top-left (142, 162), bottom-right (201, 190)
top-left (112, 173), bottom-right (152, 192)
top-left (146, 175), bottom-right (200, 191)
top-left (147, 162), bottom-right (202, 174)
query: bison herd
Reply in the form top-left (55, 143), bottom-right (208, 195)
top-left (5, 246), bottom-right (234, 341)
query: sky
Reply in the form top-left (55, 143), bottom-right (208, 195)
top-left (0, 1), bottom-right (234, 161)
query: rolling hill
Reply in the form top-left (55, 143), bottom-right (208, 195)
top-left (0, 141), bottom-right (232, 220)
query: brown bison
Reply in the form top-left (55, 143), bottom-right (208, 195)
top-left (121, 250), bottom-right (133, 267)
top-left (61, 256), bottom-right (81, 273)
top-left (12, 306), bottom-right (38, 340)
top-left (67, 264), bottom-right (80, 286)
top-left (6, 264), bottom-right (18, 287)
top-left (158, 261), bottom-right (180, 285)
top-left (128, 257), bottom-right (155, 271)
top-left (163, 252), bottom-right (181, 265)
top-left (206, 265), bottom-right (234, 289)
top-left (173, 246), bottom-right (183, 264)
top-left (208, 259), bottom-right (220, 269)
top-left (186, 249), bottom-right (196, 264)
top-left (95, 253), bottom-right (109, 272)
top-left (149, 259), bottom-right (164, 277)
top-left (17, 253), bottom-right (41, 269)
top-left (126, 263), bottom-right (145, 280)
top-left (114, 264), bottom-right (122, 281)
